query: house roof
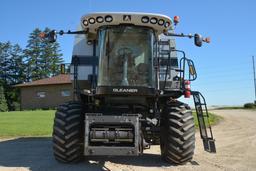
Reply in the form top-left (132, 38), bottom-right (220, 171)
top-left (15, 74), bottom-right (71, 87)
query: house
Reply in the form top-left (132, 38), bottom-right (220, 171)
top-left (15, 74), bottom-right (73, 110)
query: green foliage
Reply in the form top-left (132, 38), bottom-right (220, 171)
top-left (244, 103), bottom-right (256, 109)
top-left (0, 110), bottom-right (55, 137)
top-left (0, 27), bottom-right (64, 111)
top-left (24, 28), bottom-right (63, 80)
top-left (0, 83), bottom-right (8, 112)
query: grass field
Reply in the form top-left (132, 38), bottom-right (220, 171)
top-left (0, 110), bottom-right (220, 138)
top-left (0, 110), bottom-right (55, 137)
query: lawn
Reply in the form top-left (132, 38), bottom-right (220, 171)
top-left (0, 110), bottom-right (55, 137)
top-left (0, 110), bottom-right (221, 138)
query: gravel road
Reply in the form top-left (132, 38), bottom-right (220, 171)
top-left (0, 109), bottom-right (256, 171)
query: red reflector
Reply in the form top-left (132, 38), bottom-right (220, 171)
top-left (184, 80), bottom-right (191, 98)
top-left (184, 91), bottom-right (191, 98)
top-left (39, 32), bottom-right (46, 38)
top-left (205, 37), bottom-right (211, 43)
top-left (174, 16), bottom-right (180, 25)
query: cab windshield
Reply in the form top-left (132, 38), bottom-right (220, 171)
top-left (97, 26), bottom-right (154, 87)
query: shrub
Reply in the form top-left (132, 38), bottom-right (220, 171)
top-left (244, 103), bottom-right (256, 109)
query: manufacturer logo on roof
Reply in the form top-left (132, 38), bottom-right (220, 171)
top-left (123, 15), bottom-right (131, 21)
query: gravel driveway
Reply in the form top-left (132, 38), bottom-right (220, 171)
top-left (0, 109), bottom-right (255, 171)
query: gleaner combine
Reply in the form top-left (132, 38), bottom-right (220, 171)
top-left (41, 12), bottom-right (216, 164)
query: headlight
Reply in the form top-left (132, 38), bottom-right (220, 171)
top-left (150, 17), bottom-right (158, 24)
top-left (164, 21), bottom-right (170, 28)
top-left (96, 16), bottom-right (104, 23)
top-left (158, 19), bottom-right (164, 26)
top-left (89, 18), bottom-right (95, 24)
top-left (105, 15), bottom-right (113, 22)
top-left (83, 20), bottom-right (88, 26)
top-left (141, 16), bottom-right (149, 23)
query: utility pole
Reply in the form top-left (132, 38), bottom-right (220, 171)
top-left (253, 56), bottom-right (256, 104)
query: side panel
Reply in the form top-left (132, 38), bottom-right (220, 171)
top-left (70, 25), bottom-right (98, 82)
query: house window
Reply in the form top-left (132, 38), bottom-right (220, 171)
top-left (61, 90), bottom-right (71, 97)
top-left (37, 91), bottom-right (46, 98)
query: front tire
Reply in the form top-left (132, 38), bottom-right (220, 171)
top-left (160, 101), bottom-right (195, 164)
top-left (52, 101), bottom-right (84, 163)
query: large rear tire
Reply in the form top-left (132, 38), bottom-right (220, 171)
top-left (52, 101), bottom-right (84, 163)
top-left (160, 101), bottom-right (195, 164)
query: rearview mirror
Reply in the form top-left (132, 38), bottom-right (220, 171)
top-left (194, 33), bottom-right (203, 47)
top-left (39, 30), bottom-right (57, 43)
top-left (48, 30), bottom-right (57, 43)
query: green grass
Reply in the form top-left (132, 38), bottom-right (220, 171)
top-left (215, 106), bottom-right (244, 110)
top-left (193, 112), bottom-right (222, 128)
top-left (0, 110), bottom-right (55, 138)
top-left (0, 110), bottom-right (221, 137)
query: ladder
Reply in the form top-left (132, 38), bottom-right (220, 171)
top-left (192, 91), bottom-right (216, 153)
top-left (157, 40), bottom-right (176, 90)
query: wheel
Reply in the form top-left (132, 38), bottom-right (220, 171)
top-left (160, 101), bottom-right (195, 164)
top-left (52, 101), bottom-right (84, 163)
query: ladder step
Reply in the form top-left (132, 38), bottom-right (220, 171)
top-left (203, 138), bottom-right (216, 153)
top-left (158, 41), bottom-right (169, 45)
top-left (159, 50), bottom-right (170, 55)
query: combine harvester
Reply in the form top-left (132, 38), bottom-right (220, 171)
top-left (41, 12), bottom-right (216, 164)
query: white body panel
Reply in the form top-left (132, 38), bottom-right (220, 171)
top-left (71, 25), bottom-right (97, 81)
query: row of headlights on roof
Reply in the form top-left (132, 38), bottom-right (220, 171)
top-left (83, 15), bottom-right (113, 26)
top-left (141, 16), bottom-right (170, 28)
top-left (82, 15), bottom-right (170, 28)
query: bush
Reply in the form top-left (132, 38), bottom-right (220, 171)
top-left (244, 103), bottom-right (256, 109)
top-left (0, 85), bottom-right (8, 112)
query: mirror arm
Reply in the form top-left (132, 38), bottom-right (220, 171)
top-left (164, 32), bottom-right (194, 39)
top-left (164, 32), bottom-right (210, 45)
top-left (58, 29), bottom-right (88, 36)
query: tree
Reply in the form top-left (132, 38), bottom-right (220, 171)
top-left (0, 42), bottom-right (24, 111)
top-left (24, 28), bottom-right (43, 81)
top-left (0, 82), bottom-right (8, 112)
top-left (24, 28), bottom-right (63, 80)
top-left (0, 42), bottom-right (12, 83)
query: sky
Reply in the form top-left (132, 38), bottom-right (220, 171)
top-left (0, 0), bottom-right (256, 106)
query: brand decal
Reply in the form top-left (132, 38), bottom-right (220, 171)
top-left (123, 15), bottom-right (131, 21)
top-left (113, 88), bottom-right (138, 93)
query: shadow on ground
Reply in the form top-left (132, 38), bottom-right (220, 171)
top-left (0, 137), bottom-right (198, 171)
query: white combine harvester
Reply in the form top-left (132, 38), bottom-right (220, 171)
top-left (41, 12), bottom-right (215, 165)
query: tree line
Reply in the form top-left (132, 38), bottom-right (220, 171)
top-left (0, 28), bottom-right (63, 111)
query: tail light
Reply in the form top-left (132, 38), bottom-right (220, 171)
top-left (184, 80), bottom-right (191, 98)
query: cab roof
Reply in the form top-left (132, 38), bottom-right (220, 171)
top-left (81, 12), bottom-right (173, 36)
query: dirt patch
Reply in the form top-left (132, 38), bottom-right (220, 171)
top-left (0, 110), bottom-right (255, 171)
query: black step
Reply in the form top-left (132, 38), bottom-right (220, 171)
top-left (158, 41), bottom-right (169, 45)
top-left (203, 138), bottom-right (216, 153)
top-left (159, 50), bottom-right (170, 55)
